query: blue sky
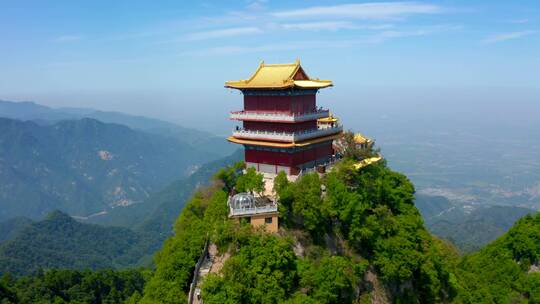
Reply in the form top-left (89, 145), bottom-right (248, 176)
top-left (1, 1), bottom-right (539, 133)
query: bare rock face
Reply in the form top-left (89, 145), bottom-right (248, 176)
top-left (529, 262), bottom-right (540, 274)
top-left (208, 244), bottom-right (231, 275)
top-left (360, 267), bottom-right (391, 304)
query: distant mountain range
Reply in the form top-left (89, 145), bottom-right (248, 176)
top-left (3, 98), bottom-right (537, 279)
top-left (0, 150), bottom-right (242, 275)
top-left (0, 99), bottom-right (242, 275)
top-left (0, 99), bottom-right (229, 147)
top-left (0, 100), bottom-right (237, 221)
top-left (0, 117), bottom-right (216, 220)
top-left (416, 194), bottom-right (535, 252)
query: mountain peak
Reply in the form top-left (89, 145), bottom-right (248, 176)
top-left (44, 210), bottom-right (73, 222)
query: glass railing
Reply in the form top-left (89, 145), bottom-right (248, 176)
top-left (230, 109), bottom-right (329, 122)
top-left (229, 205), bottom-right (278, 216)
top-left (227, 197), bottom-right (278, 216)
top-left (232, 125), bottom-right (343, 142)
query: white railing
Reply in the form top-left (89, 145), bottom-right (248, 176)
top-left (232, 125), bottom-right (343, 142)
top-left (230, 109), bottom-right (329, 122)
top-left (229, 204), bottom-right (278, 217)
top-left (298, 156), bottom-right (340, 176)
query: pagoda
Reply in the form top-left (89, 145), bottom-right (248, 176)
top-left (226, 60), bottom-right (343, 176)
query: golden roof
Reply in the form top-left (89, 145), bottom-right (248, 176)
top-left (353, 156), bottom-right (382, 170)
top-left (318, 115), bottom-right (338, 124)
top-left (225, 60), bottom-right (333, 90)
top-left (227, 132), bottom-right (343, 148)
top-left (354, 133), bottom-right (371, 144)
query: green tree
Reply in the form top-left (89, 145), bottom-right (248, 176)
top-left (202, 233), bottom-right (297, 304)
top-left (290, 173), bottom-right (328, 235)
top-left (334, 131), bottom-right (378, 161)
top-left (235, 167), bottom-right (265, 195)
top-left (274, 171), bottom-right (294, 226)
top-left (2, 269), bottom-right (147, 304)
top-left (526, 273), bottom-right (540, 303)
top-left (213, 161), bottom-right (245, 192)
top-left (297, 256), bottom-right (357, 304)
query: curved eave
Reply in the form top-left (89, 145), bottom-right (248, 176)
top-left (224, 80), bottom-right (333, 90)
top-left (227, 132), bottom-right (343, 148)
top-left (294, 80), bottom-right (333, 89)
top-left (225, 81), bottom-right (294, 90)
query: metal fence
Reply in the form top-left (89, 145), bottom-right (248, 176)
top-left (188, 239), bottom-right (209, 304)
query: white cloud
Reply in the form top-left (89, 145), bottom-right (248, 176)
top-left (245, 0), bottom-right (268, 11)
top-left (183, 40), bottom-right (354, 56)
top-left (281, 21), bottom-right (393, 31)
top-left (53, 35), bottom-right (82, 42)
top-left (366, 24), bottom-right (461, 42)
top-left (271, 2), bottom-right (442, 19)
top-left (508, 19), bottom-right (529, 24)
top-left (282, 21), bottom-right (356, 31)
top-left (184, 23), bottom-right (460, 56)
top-left (481, 30), bottom-right (535, 44)
top-left (184, 27), bottom-right (263, 40)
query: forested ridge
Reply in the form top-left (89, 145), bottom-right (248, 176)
top-left (139, 157), bottom-right (540, 303)
top-left (0, 117), bottom-right (217, 221)
top-left (0, 151), bottom-right (243, 277)
top-left (1, 159), bottom-right (539, 303)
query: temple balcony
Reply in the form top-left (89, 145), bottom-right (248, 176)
top-left (228, 193), bottom-right (278, 217)
top-left (230, 109), bottom-right (329, 123)
top-left (232, 125), bottom-right (343, 142)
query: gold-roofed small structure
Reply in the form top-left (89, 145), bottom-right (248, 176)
top-left (317, 115), bottom-right (339, 124)
top-left (353, 156), bottom-right (383, 170)
top-left (354, 133), bottom-right (372, 145)
top-left (225, 60), bottom-right (333, 90)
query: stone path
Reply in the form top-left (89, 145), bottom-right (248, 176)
top-left (192, 244), bottom-right (230, 304)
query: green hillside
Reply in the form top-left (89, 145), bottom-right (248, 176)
top-left (0, 117), bottom-right (215, 221)
top-left (455, 213), bottom-right (540, 303)
top-left (142, 159), bottom-right (458, 303)
top-left (0, 268), bottom-right (148, 303)
top-left (0, 151), bottom-right (242, 276)
top-left (0, 160), bottom-right (539, 303)
top-left (429, 205), bottom-right (535, 253)
top-left (416, 195), bottom-right (535, 252)
top-left (0, 211), bottom-right (144, 275)
top-left (0, 218), bottom-right (32, 243)
top-left (140, 159), bottom-right (540, 303)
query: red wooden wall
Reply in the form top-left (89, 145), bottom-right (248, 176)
top-left (244, 142), bottom-right (333, 166)
top-left (243, 121), bottom-right (316, 132)
top-left (244, 95), bottom-right (316, 114)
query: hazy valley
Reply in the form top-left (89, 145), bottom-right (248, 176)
top-left (1, 98), bottom-right (538, 260)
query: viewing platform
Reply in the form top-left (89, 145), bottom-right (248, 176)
top-left (230, 109), bottom-right (329, 123)
top-left (228, 193), bottom-right (278, 217)
top-left (228, 193), bottom-right (279, 232)
top-left (232, 125), bottom-right (343, 143)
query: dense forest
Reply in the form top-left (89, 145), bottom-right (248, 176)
top-left (0, 158), bottom-right (539, 302)
top-left (0, 211), bottom-right (147, 275)
top-left (140, 158), bottom-right (539, 303)
top-left (0, 269), bottom-right (148, 303)
top-left (0, 151), bottom-right (243, 276)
